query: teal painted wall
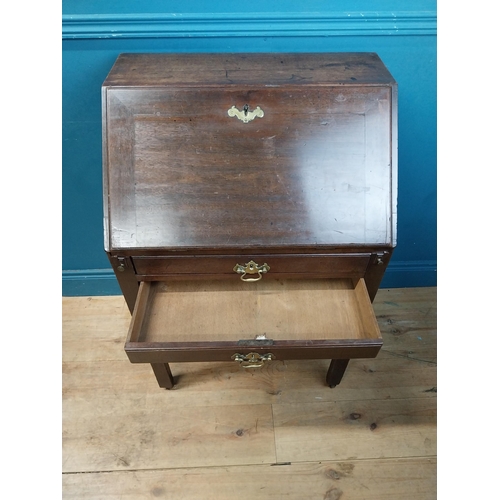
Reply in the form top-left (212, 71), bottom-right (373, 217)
top-left (62, 1), bottom-right (437, 295)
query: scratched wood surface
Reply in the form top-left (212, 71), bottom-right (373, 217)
top-left (104, 54), bottom-right (396, 252)
top-left (62, 458), bottom-right (436, 499)
top-left (62, 287), bottom-right (436, 499)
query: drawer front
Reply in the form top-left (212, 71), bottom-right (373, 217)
top-left (133, 253), bottom-right (371, 279)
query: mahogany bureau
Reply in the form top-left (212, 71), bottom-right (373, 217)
top-left (102, 53), bottom-right (398, 390)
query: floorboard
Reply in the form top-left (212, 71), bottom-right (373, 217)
top-left (62, 287), bottom-right (437, 498)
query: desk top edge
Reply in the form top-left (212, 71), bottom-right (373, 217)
top-left (103, 52), bottom-right (396, 87)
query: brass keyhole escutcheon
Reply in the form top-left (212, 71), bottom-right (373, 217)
top-left (233, 260), bottom-right (270, 282)
top-left (228, 104), bottom-right (264, 123)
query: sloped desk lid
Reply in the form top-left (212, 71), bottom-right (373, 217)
top-left (103, 53), bottom-right (397, 251)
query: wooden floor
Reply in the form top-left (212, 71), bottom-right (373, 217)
top-left (62, 286), bottom-right (437, 499)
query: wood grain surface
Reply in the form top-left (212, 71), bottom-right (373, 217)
top-left (62, 286), bottom-right (436, 498)
top-left (104, 53), bottom-right (396, 251)
top-left (62, 458), bottom-right (436, 499)
top-left (134, 278), bottom-right (380, 343)
top-left (103, 52), bottom-right (396, 87)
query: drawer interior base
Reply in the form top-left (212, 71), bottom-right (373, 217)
top-left (127, 278), bottom-right (382, 346)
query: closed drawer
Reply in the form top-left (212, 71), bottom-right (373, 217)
top-left (125, 277), bottom-right (382, 364)
top-left (133, 253), bottom-right (371, 280)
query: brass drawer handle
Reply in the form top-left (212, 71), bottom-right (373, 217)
top-left (228, 104), bottom-right (264, 123)
top-left (231, 352), bottom-right (275, 368)
top-left (233, 260), bottom-right (270, 282)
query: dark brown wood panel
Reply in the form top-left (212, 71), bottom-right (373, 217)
top-left (364, 249), bottom-right (393, 302)
top-left (107, 255), bottom-right (139, 313)
top-left (125, 343), bottom-right (382, 364)
top-left (110, 245), bottom-right (391, 257)
top-left (132, 253), bottom-right (370, 277)
top-left (103, 53), bottom-right (396, 88)
top-left (105, 86), bottom-right (393, 250)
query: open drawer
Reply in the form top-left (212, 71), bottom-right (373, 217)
top-left (125, 278), bottom-right (382, 379)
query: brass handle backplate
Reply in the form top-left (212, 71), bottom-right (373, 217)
top-left (228, 104), bottom-right (264, 123)
top-left (231, 352), bottom-right (275, 368)
top-left (233, 260), bottom-right (270, 282)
